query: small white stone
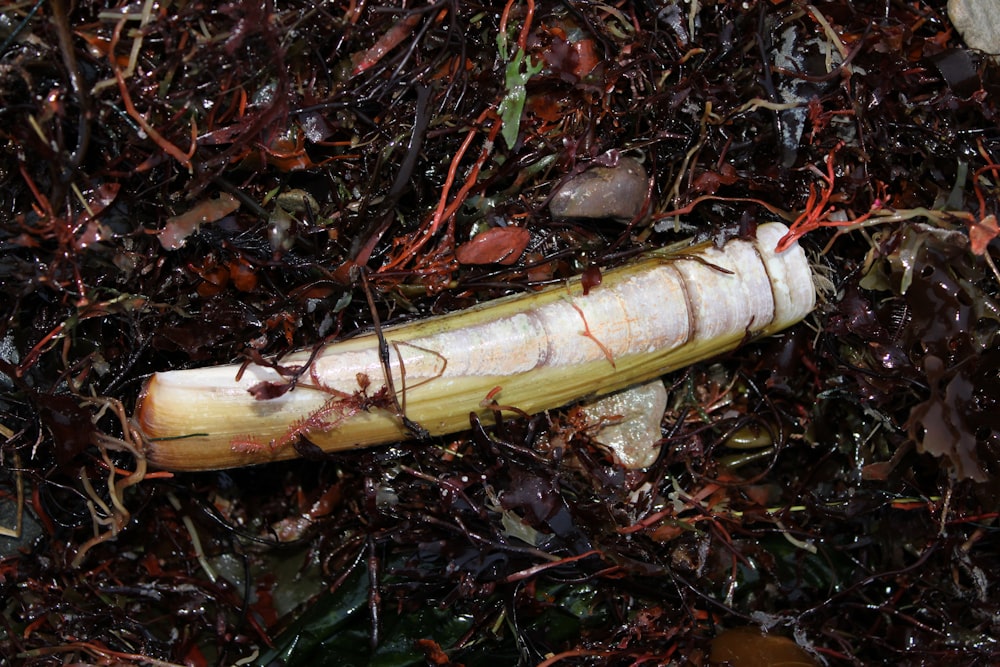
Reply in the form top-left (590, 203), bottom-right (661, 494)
top-left (579, 379), bottom-right (668, 469)
top-left (948, 0), bottom-right (1000, 61)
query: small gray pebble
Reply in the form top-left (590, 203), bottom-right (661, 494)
top-left (549, 157), bottom-right (648, 221)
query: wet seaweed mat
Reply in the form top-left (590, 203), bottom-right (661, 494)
top-left (1, 0), bottom-right (999, 665)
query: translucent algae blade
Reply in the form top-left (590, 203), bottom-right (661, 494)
top-left (137, 222), bottom-right (815, 471)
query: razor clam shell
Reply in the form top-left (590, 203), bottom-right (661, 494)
top-left (137, 222), bottom-right (814, 470)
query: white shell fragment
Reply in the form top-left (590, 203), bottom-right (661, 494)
top-left (579, 379), bottom-right (668, 469)
top-left (137, 222), bottom-right (815, 470)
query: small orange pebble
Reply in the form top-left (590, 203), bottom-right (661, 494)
top-left (159, 192), bottom-right (240, 250)
top-left (455, 226), bottom-right (531, 265)
top-left (969, 213), bottom-right (998, 255)
top-left (194, 264), bottom-right (230, 298)
top-left (742, 483), bottom-right (781, 507)
top-left (649, 523), bottom-right (686, 542)
top-left (351, 13), bottom-right (423, 75)
top-left (523, 251), bottom-right (555, 284)
top-left (571, 38), bottom-right (598, 77)
top-left (228, 259), bottom-right (258, 292)
top-left (710, 627), bottom-right (818, 666)
top-left (75, 30), bottom-right (130, 66)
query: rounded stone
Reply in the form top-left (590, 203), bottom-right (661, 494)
top-left (580, 379), bottom-right (667, 469)
top-left (549, 157), bottom-right (649, 221)
top-left (948, 0), bottom-right (1000, 62)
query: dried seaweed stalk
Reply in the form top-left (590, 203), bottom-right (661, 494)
top-left (136, 223), bottom-right (815, 470)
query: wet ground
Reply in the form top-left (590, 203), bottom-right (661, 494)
top-left (1, 1), bottom-right (999, 664)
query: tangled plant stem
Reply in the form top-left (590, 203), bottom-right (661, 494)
top-left (775, 142), bottom-right (883, 252)
top-left (70, 397), bottom-right (149, 568)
